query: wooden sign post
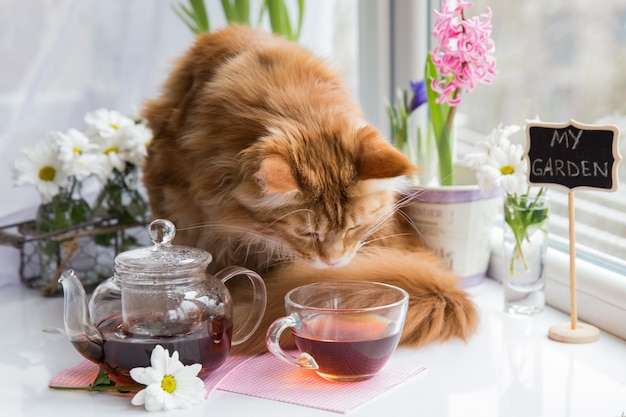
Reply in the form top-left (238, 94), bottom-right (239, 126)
top-left (526, 120), bottom-right (621, 343)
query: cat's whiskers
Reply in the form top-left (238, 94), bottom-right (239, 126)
top-left (397, 186), bottom-right (426, 207)
top-left (176, 221), bottom-right (296, 268)
top-left (358, 232), bottom-right (414, 248)
top-left (395, 208), bottom-right (425, 240)
top-left (175, 221), bottom-right (223, 232)
top-left (356, 194), bottom-right (424, 250)
top-left (361, 208), bottom-right (397, 243)
top-left (229, 229), bottom-right (295, 268)
top-left (261, 208), bottom-right (315, 233)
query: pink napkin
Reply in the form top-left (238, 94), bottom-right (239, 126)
top-left (218, 353), bottom-right (426, 413)
top-left (49, 359), bottom-right (101, 387)
top-left (49, 354), bottom-right (425, 414)
top-left (48, 355), bottom-right (252, 395)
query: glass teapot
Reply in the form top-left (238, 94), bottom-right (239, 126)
top-left (59, 219), bottom-right (266, 382)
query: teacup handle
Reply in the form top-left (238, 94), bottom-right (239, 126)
top-left (266, 314), bottom-right (318, 369)
top-left (215, 266), bottom-right (267, 346)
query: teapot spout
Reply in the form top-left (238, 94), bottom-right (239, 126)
top-left (58, 270), bottom-right (104, 361)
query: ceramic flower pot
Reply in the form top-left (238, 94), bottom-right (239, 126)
top-left (402, 164), bottom-right (501, 287)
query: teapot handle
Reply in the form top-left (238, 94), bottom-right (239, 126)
top-left (215, 266), bottom-right (267, 345)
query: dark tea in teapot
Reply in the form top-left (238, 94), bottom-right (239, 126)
top-left (71, 314), bottom-right (232, 382)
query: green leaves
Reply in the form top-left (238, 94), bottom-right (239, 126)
top-left (172, 0), bottom-right (304, 41)
top-left (425, 52), bottom-right (455, 186)
top-left (385, 88), bottom-right (410, 153)
top-left (172, 0), bottom-right (210, 34)
top-left (91, 368), bottom-right (117, 389)
top-left (424, 53), bottom-right (447, 150)
top-left (221, 0), bottom-right (251, 25)
top-left (49, 368), bottom-right (144, 392)
top-left (263, 0), bottom-right (304, 41)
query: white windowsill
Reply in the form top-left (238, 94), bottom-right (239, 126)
top-left (545, 246), bottom-right (626, 342)
top-left (3, 275), bottom-right (626, 416)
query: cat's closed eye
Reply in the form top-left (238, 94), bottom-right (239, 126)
top-left (346, 224), bottom-right (361, 233)
top-left (296, 229), bottom-right (320, 240)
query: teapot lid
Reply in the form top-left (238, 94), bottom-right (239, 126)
top-left (114, 219), bottom-right (212, 274)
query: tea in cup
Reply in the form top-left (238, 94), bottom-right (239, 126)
top-left (266, 281), bottom-right (408, 382)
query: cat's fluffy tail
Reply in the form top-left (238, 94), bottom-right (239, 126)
top-left (231, 246), bottom-right (479, 355)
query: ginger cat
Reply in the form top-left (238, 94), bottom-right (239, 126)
top-left (142, 25), bottom-right (478, 354)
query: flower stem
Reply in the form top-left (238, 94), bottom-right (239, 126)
top-left (505, 189), bottom-right (548, 275)
top-left (510, 238), bottom-right (529, 274)
top-left (48, 384), bottom-right (144, 392)
top-left (437, 102), bottom-right (458, 186)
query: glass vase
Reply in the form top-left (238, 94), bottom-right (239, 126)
top-left (502, 192), bottom-right (549, 315)
top-left (94, 165), bottom-right (148, 225)
top-left (94, 165), bottom-right (148, 243)
top-left (34, 187), bottom-right (98, 294)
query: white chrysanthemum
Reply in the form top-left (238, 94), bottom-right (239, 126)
top-left (466, 124), bottom-right (520, 170)
top-left (49, 129), bottom-right (104, 181)
top-left (73, 152), bottom-right (110, 182)
top-left (475, 141), bottom-right (528, 196)
top-left (13, 140), bottom-right (70, 202)
top-left (120, 123), bottom-right (152, 167)
top-left (130, 345), bottom-right (206, 412)
top-left (93, 131), bottom-right (129, 177)
top-left (84, 108), bottom-right (134, 140)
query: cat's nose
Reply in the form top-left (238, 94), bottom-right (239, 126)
top-left (322, 255), bottom-right (352, 268)
top-left (324, 259), bottom-right (342, 267)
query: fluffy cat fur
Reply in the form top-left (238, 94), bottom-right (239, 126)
top-left (141, 25), bottom-right (479, 355)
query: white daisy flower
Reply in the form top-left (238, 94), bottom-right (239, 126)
top-left (466, 124), bottom-right (520, 170)
top-left (13, 140), bottom-right (70, 202)
top-left (119, 122), bottom-right (152, 167)
top-left (49, 129), bottom-right (103, 181)
top-left (73, 152), bottom-right (110, 182)
top-left (130, 345), bottom-right (206, 412)
top-left (84, 108), bottom-right (134, 140)
top-left (93, 131), bottom-right (129, 177)
top-left (476, 141), bottom-right (528, 196)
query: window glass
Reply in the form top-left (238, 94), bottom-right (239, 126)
top-left (454, 0), bottom-right (626, 266)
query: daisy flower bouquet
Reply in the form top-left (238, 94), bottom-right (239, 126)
top-left (14, 108), bottom-right (151, 227)
top-left (83, 108), bottom-right (151, 228)
top-left (386, 0), bottom-right (497, 186)
top-left (12, 108), bottom-right (151, 290)
top-left (467, 124), bottom-right (549, 276)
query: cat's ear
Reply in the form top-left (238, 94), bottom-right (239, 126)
top-left (254, 156), bottom-right (300, 194)
top-left (356, 126), bottom-right (417, 180)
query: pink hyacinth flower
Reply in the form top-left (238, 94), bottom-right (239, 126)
top-left (430, 0), bottom-right (497, 106)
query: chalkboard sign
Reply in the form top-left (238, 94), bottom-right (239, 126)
top-left (525, 120), bottom-right (621, 191)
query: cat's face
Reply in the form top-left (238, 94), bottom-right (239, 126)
top-left (280, 183), bottom-right (398, 269)
top-left (234, 124), bottom-right (415, 269)
top-left (240, 178), bottom-right (401, 269)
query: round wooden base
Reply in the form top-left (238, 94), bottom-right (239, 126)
top-left (548, 322), bottom-right (600, 344)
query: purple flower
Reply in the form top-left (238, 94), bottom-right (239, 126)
top-left (409, 80), bottom-right (427, 112)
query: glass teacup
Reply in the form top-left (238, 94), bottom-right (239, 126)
top-left (266, 281), bottom-right (408, 382)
